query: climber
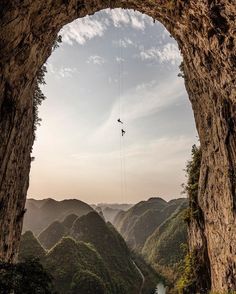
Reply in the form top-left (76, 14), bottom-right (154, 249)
top-left (117, 118), bottom-right (123, 124)
top-left (121, 129), bottom-right (126, 137)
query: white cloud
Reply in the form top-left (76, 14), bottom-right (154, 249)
top-left (130, 13), bottom-right (146, 30)
top-left (139, 43), bottom-right (182, 65)
top-left (135, 80), bottom-right (156, 91)
top-left (87, 55), bottom-right (106, 65)
top-left (61, 16), bottom-right (106, 45)
top-left (121, 78), bottom-right (185, 121)
top-left (107, 9), bottom-right (153, 30)
top-left (90, 76), bottom-right (186, 143)
top-left (115, 57), bottom-right (125, 63)
top-left (60, 9), bottom-right (154, 46)
top-left (58, 67), bottom-right (78, 78)
top-left (108, 9), bottom-right (130, 27)
top-left (113, 38), bottom-right (135, 48)
top-left (47, 63), bottom-right (78, 78)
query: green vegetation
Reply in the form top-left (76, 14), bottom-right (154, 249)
top-left (38, 221), bottom-right (67, 250)
top-left (175, 246), bottom-right (211, 294)
top-left (70, 211), bottom-right (143, 293)
top-left (142, 204), bottom-right (188, 285)
top-left (18, 231), bottom-right (45, 262)
top-left (44, 237), bottom-right (113, 293)
top-left (0, 259), bottom-right (53, 294)
top-left (132, 252), bottom-right (164, 294)
top-left (182, 144), bottom-right (202, 224)
top-left (114, 197), bottom-right (186, 250)
top-left (176, 251), bottom-right (197, 293)
top-left (176, 145), bottom-right (202, 292)
top-left (20, 211), bottom-right (160, 293)
top-left (33, 35), bottom-right (62, 138)
top-left (136, 146), bottom-right (202, 290)
top-left (18, 145), bottom-right (209, 293)
top-left (174, 144), bottom-right (212, 294)
top-left (33, 65), bottom-right (47, 138)
top-left (70, 270), bottom-right (105, 294)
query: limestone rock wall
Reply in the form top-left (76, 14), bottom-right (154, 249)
top-left (0, 0), bottom-right (236, 292)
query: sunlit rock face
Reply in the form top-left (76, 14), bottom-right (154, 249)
top-left (0, 0), bottom-right (236, 292)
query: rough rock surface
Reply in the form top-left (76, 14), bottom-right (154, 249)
top-left (0, 0), bottom-right (236, 292)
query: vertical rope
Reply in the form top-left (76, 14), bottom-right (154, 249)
top-left (122, 133), bottom-right (127, 202)
top-left (118, 24), bottom-right (127, 203)
top-left (120, 131), bottom-right (125, 202)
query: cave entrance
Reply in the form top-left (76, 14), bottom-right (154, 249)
top-left (1, 1), bottom-right (236, 292)
top-left (28, 9), bottom-right (197, 206)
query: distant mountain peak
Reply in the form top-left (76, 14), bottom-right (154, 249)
top-left (147, 197), bottom-right (167, 203)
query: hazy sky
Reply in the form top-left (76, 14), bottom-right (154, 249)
top-left (28, 9), bottom-right (198, 204)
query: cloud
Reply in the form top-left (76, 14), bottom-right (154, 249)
top-left (135, 80), bottom-right (156, 91)
top-left (107, 9), bottom-right (153, 30)
top-left (90, 75), bottom-right (186, 142)
top-left (60, 16), bottom-right (107, 45)
top-left (119, 77), bottom-right (185, 121)
top-left (71, 135), bottom-right (192, 163)
top-left (87, 55), bottom-right (106, 65)
top-left (112, 37), bottom-right (135, 48)
top-left (115, 57), bottom-right (125, 63)
top-left (47, 63), bottom-right (78, 78)
top-left (139, 43), bottom-right (182, 65)
top-left (108, 9), bottom-right (130, 27)
top-left (60, 9), bottom-right (154, 46)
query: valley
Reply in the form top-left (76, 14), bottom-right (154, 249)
top-left (20, 195), bottom-right (187, 293)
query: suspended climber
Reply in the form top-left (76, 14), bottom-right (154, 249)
top-left (117, 118), bottom-right (126, 136)
top-left (117, 118), bottom-right (123, 124)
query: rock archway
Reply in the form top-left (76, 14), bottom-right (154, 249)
top-left (1, 0), bottom-right (236, 292)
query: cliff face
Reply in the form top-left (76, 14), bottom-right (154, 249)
top-left (0, 0), bottom-right (236, 292)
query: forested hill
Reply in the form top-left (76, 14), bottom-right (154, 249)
top-left (20, 211), bottom-right (160, 294)
top-left (114, 197), bottom-right (187, 250)
top-left (23, 198), bottom-right (93, 234)
top-left (22, 196), bottom-right (189, 290)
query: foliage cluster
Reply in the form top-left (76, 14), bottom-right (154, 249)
top-left (70, 211), bottom-right (143, 293)
top-left (175, 252), bottom-right (197, 293)
top-left (33, 65), bottom-right (47, 138)
top-left (19, 230), bottom-right (45, 262)
top-left (174, 144), bottom-right (209, 294)
top-left (70, 270), bottom-right (105, 294)
top-left (0, 259), bottom-right (54, 294)
top-left (32, 35), bottom-right (62, 140)
top-left (182, 144), bottom-right (202, 223)
top-left (44, 236), bottom-right (113, 294)
top-left (142, 204), bottom-right (188, 285)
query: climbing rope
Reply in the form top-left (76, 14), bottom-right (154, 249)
top-left (117, 28), bottom-right (127, 204)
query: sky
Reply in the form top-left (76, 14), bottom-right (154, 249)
top-left (27, 9), bottom-right (198, 204)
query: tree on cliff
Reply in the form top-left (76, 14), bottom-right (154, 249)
top-left (176, 144), bottom-right (207, 294)
top-left (0, 259), bottom-right (54, 294)
top-left (181, 144), bottom-right (202, 225)
top-left (33, 35), bottom-right (62, 140)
